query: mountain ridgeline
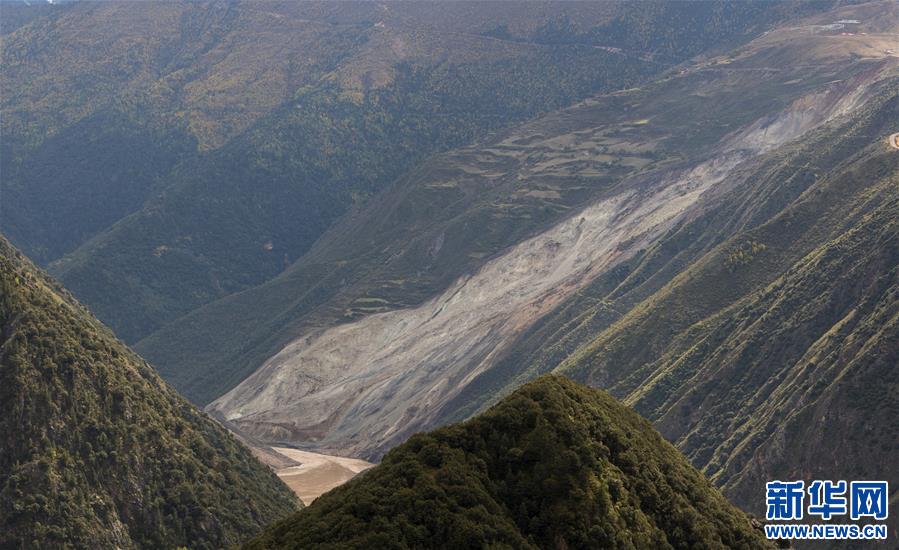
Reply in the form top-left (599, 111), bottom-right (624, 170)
top-left (245, 376), bottom-right (774, 550)
top-left (0, 239), bottom-right (299, 549)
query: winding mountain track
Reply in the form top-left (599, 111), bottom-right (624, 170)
top-left (889, 133), bottom-right (899, 149)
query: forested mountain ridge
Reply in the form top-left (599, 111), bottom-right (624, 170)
top-left (245, 376), bottom-right (774, 550)
top-left (0, 238), bottom-right (299, 549)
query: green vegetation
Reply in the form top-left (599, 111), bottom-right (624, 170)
top-left (0, 110), bottom-right (196, 264)
top-left (0, 238), bottom-right (299, 549)
top-left (543, 81), bottom-right (899, 520)
top-left (50, 49), bottom-right (656, 343)
top-left (246, 376), bottom-right (772, 550)
top-left (724, 241), bottom-right (767, 272)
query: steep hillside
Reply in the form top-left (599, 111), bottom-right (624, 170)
top-left (450, 59), bottom-right (899, 424)
top-left (141, 3), bottom-right (892, 407)
top-left (0, 238), bottom-right (299, 549)
top-left (245, 376), bottom-right (773, 550)
top-left (190, 3), bottom-right (899, 457)
top-left (551, 87), bottom-right (899, 524)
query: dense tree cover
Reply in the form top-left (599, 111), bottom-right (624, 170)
top-left (0, 238), bottom-right (299, 549)
top-left (246, 376), bottom-right (771, 550)
top-left (0, 110), bottom-right (196, 264)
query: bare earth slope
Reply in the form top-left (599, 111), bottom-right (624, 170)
top-left (208, 3), bottom-right (899, 462)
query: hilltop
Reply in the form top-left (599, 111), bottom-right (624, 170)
top-left (245, 376), bottom-right (773, 550)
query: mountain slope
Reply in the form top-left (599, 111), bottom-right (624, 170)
top-left (195, 3), bottom-right (899, 459)
top-left (551, 91), bottom-right (899, 522)
top-left (140, 2), bottom-right (887, 407)
top-left (2, 1), bottom-right (841, 343)
top-left (245, 376), bottom-right (773, 550)
top-left (419, 22), bottom-right (897, 534)
top-left (0, 238), bottom-right (299, 549)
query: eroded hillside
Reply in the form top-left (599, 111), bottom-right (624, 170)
top-left (204, 4), bottom-right (899, 463)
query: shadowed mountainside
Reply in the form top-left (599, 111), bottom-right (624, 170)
top-left (0, 238), bottom-right (300, 549)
